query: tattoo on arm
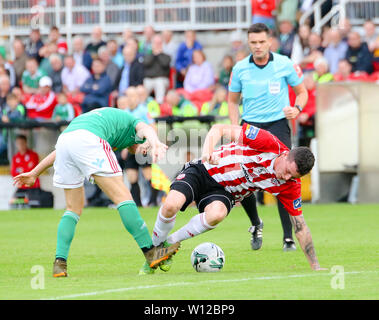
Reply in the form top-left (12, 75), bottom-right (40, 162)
top-left (290, 215), bottom-right (319, 268)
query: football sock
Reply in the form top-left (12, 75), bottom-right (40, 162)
top-left (151, 206), bottom-right (176, 246)
top-left (241, 194), bottom-right (261, 226)
top-left (55, 211), bottom-right (80, 260)
top-left (117, 200), bottom-right (153, 252)
top-left (130, 182), bottom-right (142, 207)
top-left (167, 212), bottom-right (215, 244)
top-left (277, 200), bottom-right (294, 240)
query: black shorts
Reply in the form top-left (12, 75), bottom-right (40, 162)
top-left (123, 153), bottom-right (151, 170)
top-left (241, 118), bottom-right (292, 148)
top-left (170, 160), bottom-right (235, 214)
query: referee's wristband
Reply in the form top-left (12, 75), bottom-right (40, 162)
top-left (294, 104), bottom-right (303, 112)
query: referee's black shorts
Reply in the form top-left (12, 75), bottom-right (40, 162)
top-left (241, 118), bottom-right (292, 148)
top-left (170, 160), bottom-right (235, 214)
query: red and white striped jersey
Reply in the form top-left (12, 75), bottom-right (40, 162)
top-left (203, 123), bottom-right (303, 216)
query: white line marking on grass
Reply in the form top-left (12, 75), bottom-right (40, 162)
top-left (44, 270), bottom-right (378, 300)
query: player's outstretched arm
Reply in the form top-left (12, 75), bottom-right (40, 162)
top-left (135, 122), bottom-right (168, 163)
top-left (201, 124), bottom-right (242, 164)
top-left (13, 150), bottom-right (56, 188)
top-left (289, 214), bottom-right (327, 271)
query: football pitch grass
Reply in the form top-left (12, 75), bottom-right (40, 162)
top-left (0, 203), bottom-right (378, 300)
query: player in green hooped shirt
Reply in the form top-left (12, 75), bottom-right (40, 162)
top-left (13, 108), bottom-right (180, 277)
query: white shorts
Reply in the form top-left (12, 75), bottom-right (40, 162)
top-left (53, 129), bottom-right (122, 189)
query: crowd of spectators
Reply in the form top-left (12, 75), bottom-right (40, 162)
top-left (0, 24), bottom-right (234, 143)
top-left (1, 0), bottom-right (379, 205)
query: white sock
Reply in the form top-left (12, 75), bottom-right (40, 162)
top-left (152, 206), bottom-right (176, 246)
top-left (167, 212), bottom-right (216, 244)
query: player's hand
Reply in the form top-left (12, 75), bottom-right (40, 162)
top-left (283, 106), bottom-right (300, 120)
top-left (150, 140), bottom-right (168, 163)
top-left (311, 264), bottom-right (328, 271)
top-left (201, 153), bottom-right (220, 165)
top-left (135, 141), bottom-right (151, 156)
top-left (13, 172), bottom-right (37, 188)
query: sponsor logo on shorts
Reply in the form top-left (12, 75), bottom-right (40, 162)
top-left (245, 124), bottom-right (260, 140)
top-left (92, 158), bottom-right (105, 168)
top-left (176, 173), bottom-right (186, 180)
top-left (293, 197), bottom-right (302, 210)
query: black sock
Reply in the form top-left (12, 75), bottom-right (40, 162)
top-left (241, 194), bottom-right (261, 226)
top-left (277, 200), bottom-right (293, 240)
top-left (56, 257), bottom-right (66, 262)
top-left (141, 245), bottom-right (154, 253)
top-left (131, 182), bottom-right (142, 207)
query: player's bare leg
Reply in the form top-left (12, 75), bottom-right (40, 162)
top-left (94, 175), bottom-right (180, 269)
top-left (53, 187), bottom-right (85, 277)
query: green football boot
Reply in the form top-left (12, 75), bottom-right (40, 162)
top-left (138, 261), bottom-right (156, 275)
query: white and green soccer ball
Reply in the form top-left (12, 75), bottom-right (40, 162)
top-left (191, 242), bottom-right (225, 272)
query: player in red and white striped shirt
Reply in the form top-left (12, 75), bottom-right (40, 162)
top-left (203, 123), bottom-right (303, 217)
top-left (150, 123), bottom-right (326, 272)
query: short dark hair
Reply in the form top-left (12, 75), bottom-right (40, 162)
top-left (26, 56), bottom-right (38, 64)
top-left (289, 147), bottom-right (315, 176)
top-left (15, 134), bottom-right (27, 142)
top-left (247, 23), bottom-right (270, 35)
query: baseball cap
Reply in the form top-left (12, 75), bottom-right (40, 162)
top-left (39, 76), bottom-right (52, 87)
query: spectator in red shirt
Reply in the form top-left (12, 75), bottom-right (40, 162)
top-left (25, 76), bottom-right (57, 120)
top-left (48, 26), bottom-right (68, 55)
top-left (251, 0), bottom-right (276, 30)
top-left (333, 59), bottom-right (370, 82)
top-left (11, 134), bottom-right (40, 190)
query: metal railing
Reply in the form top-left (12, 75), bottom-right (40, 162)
top-left (0, 0), bottom-right (251, 37)
top-left (299, 0), bottom-right (379, 33)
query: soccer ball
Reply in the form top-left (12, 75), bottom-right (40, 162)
top-left (191, 242), bottom-right (225, 272)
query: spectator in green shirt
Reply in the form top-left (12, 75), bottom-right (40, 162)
top-left (52, 93), bottom-right (75, 122)
top-left (313, 57), bottom-right (334, 83)
top-left (166, 90), bottom-right (197, 117)
top-left (21, 57), bottom-right (46, 94)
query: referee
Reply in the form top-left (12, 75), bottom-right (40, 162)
top-left (228, 23), bottom-right (308, 251)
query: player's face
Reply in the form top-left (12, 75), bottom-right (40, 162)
top-left (248, 32), bottom-right (271, 60)
top-left (275, 154), bottom-right (301, 181)
top-left (16, 138), bottom-right (27, 153)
